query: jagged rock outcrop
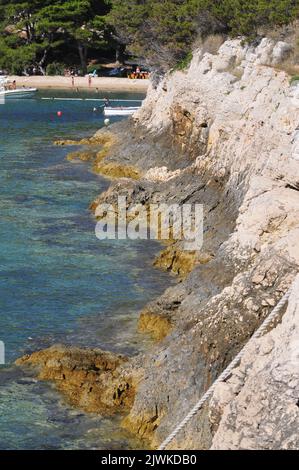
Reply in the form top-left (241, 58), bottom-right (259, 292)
top-left (16, 345), bottom-right (137, 416)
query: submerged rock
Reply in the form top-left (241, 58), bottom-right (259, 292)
top-left (55, 132), bottom-right (118, 171)
top-left (67, 150), bottom-right (98, 162)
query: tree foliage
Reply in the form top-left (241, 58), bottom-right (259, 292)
top-left (0, 0), bottom-right (111, 74)
top-left (1, 0), bottom-right (299, 74)
top-left (109, 0), bottom-right (299, 70)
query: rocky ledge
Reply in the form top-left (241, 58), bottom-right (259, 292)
top-left (16, 345), bottom-right (137, 416)
top-left (17, 37), bottom-right (299, 449)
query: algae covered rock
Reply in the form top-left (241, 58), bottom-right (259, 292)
top-left (95, 162), bottom-right (141, 180)
top-left (138, 310), bottom-right (173, 342)
top-left (16, 345), bottom-right (135, 416)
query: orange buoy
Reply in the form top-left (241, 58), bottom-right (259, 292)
top-left (57, 111), bottom-right (62, 117)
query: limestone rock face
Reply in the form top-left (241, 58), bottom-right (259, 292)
top-left (136, 38), bottom-right (299, 197)
top-left (125, 38), bottom-right (299, 449)
top-left (210, 275), bottom-right (299, 450)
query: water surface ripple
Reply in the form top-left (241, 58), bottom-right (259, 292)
top-left (0, 91), bottom-right (170, 449)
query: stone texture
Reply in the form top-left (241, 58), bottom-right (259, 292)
top-left (210, 275), bottom-right (299, 450)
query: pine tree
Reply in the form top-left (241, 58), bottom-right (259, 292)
top-left (0, 0), bottom-right (111, 75)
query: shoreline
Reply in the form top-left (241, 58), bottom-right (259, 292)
top-left (13, 36), bottom-right (299, 451)
top-left (9, 75), bottom-right (149, 93)
top-left (15, 118), bottom-right (224, 448)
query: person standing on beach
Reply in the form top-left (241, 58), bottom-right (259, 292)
top-left (88, 75), bottom-right (92, 87)
top-left (71, 76), bottom-right (75, 87)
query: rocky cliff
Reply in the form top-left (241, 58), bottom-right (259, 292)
top-left (119, 37), bottom-right (299, 449)
top-left (210, 274), bottom-right (299, 450)
top-left (17, 37), bottom-right (299, 449)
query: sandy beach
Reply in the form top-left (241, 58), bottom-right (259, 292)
top-left (9, 75), bottom-right (150, 92)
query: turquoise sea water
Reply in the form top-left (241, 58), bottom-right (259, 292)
top-left (0, 90), bottom-right (171, 449)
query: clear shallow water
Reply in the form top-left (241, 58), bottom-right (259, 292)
top-left (0, 91), bottom-right (171, 449)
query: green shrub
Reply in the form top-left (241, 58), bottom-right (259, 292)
top-left (290, 74), bottom-right (299, 85)
top-left (109, 0), bottom-right (299, 70)
top-left (46, 62), bottom-right (65, 76)
top-left (174, 51), bottom-right (193, 71)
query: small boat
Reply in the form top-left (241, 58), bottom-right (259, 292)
top-left (0, 88), bottom-right (38, 99)
top-left (103, 106), bottom-right (140, 117)
top-left (0, 77), bottom-right (37, 100)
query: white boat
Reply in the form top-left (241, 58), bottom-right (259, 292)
top-left (0, 77), bottom-right (37, 100)
top-left (103, 106), bottom-right (140, 117)
top-left (0, 88), bottom-right (38, 99)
